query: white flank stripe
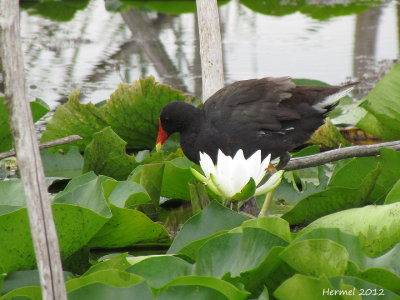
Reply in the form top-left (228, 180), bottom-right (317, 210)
top-left (313, 86), bottom-right (355, 113)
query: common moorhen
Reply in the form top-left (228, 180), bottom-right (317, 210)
top-left (156, 77), bottom-right (355, 166)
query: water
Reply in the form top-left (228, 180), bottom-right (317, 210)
top-left (19, 0), bottom-right (400, 110)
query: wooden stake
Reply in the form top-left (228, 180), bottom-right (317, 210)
top-left (0, 1), bottom-right (67, 299)
top-left (196, 0), bottom-right (225, 102)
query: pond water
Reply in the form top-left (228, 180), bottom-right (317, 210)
top-left (19, 0), bottom-right (399, 110)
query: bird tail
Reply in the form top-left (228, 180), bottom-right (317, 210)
top-left (312, 82), bottom-right (358, 113)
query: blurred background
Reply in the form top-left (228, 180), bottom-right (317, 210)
top-left (15, 0), bottom-right (400, 109)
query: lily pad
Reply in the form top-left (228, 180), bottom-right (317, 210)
top-left (157, 275), bottom-right (250, 300)
top-left (87, 203), bottom-right (170, 248)
top-left (0, 97), bottom-right (49, 152)
top-left (41, 147), bottom-right (83, 178)
top-left (167, 201), bottom-right (249, 255)
top-left (307, 118), bottom-right (350, 149)
top-left (357, 61), bottom-right (400, 140)
top-left (83, 127), bottom-right (139, 180)
top-left (102, 77), bottom-right (187, 150)
top-left (41, 77), bottom-right (186, 152)
top-left (41, 89), bottom-right (109, 152)
top-left (281, 157), bottom-right (381, 224)
top-left (280, 239), bottom-right (349, 277)
top-left (67, 280), bottom-right (153, 300)
top-left (127, 255), bottom-right (193, 289)
top-left (301, 202), bottom-right (400, 257)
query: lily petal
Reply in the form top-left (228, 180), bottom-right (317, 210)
top-left (255, 170), bottom-right (284, 196)
top-left (210, 172), bottom-right (232, 198)
top-left (199, 152), bottom-right (215, 179)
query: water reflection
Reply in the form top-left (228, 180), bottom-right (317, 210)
top-left (17, 0), bottom-right (399, 109)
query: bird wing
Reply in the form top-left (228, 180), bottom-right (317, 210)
top-left (203, 77), bottom-right (300, 132)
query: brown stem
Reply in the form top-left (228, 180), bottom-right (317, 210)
top-left (0, 135), bottom-right (82, 160)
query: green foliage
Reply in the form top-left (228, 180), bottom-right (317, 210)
top-left (357, 61), bottom-right (400, 140)
top-left (0, 97), bottom-right (49, 152)
top-left (41, 147), bottom-right (83, 178)
top-left (3, 71), bottom-right (400, 299)
top-left (41, 77), bottom-right (187, 152)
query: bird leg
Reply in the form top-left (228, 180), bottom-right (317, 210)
top-left (276, 152), bottom-right (291, 170)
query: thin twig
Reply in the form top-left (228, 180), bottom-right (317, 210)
top-left (0, 135), bottom-right (82, 160)
top-left (283, 141), bottom-right (400, 171)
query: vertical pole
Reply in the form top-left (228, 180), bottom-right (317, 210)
top-left (196, 0), bottom-right (225, 102)
top-left (0, 1), bottom-right (67, 299)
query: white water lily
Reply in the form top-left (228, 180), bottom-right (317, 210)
top-left (191, 149), bottom-right (284, 200)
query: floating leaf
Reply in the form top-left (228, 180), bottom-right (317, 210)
top-left (280, 239), bottom-right (349, 277)
top-left (357, 61), bottom-right (400, 140)
top-left (281, 157), bottom-right (381, 224)
top-left (157, 275), bottom-right (250, 300)
top-left (87, 203), bottom-right (170, 248)
top-left (167, 201), bottom-right (249, 255)
top-left (307, 118), bottom-right (350, 149)
top-left (41, 89), bottom-right (109, 152)
top-left (302, 202), bottom-right (400, 257)
top-left (41, 147), bottom-right (83, 178)
top-left (0, 286), bottom-right (42, 300)
top-left (83, 127), bottom-right (139, 180)
top-left (0, 97), bottom-right (49, 152)
top-left (127, 255), bottom-right (193, 289)
top-left (273, 274), bottom-right (334, 300)
top-left (41, 77), bottom-right (185, 152)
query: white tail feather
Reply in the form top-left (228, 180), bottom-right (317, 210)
top-left (312, 85), bottom-right (355, 113)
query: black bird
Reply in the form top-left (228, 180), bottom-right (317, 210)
top-left (156, 77), bottom-right (355, 166)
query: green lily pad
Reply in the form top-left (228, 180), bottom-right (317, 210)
top-left (41, 77), bottom-right (186, 152)
top-left (66, 269), bottom-right (144, 292)
top-left (281, 157), bottom-right (381, 224)
top-left (102, 77), bottom-right (186, 150)
top-left (0, 204), bottom-right (108, 273)
top-left (385, 179), bottom-right (400, 204)
top-left (160, 158), bottom-right (196, 200)
top-left (307, 118), bottom-right (350, 149)
top-left (294, 228), bottom-right (400, 276)
top-left (0, 97), bottom-right (49, 152)
top-left (194, 227), bottom-right (288, 295)
top-left (280, 239), bottom-right (349, 277)
top-left (240, 217), bottom-right (293, 243)
top-left (41, 89), bottom-right (109, 152)
top-left (357, 61), bottom-right (400, 140)
top-left (0, 286), bottom-right (42, 300)
top-left (273, 274), bottom-right (334, 300)
top-left (302, 202), bottom-right (400, 257)
top-left (83, 253), bottom-right (132, 276)
top-left (127, 255), bottom-right (193, 289)
top-left (158, 275), bottom-right (250, 300)
top-left (83, 127), bottom-right (139, 180)
top-left (87, 203), bottom-right (170, 248)
top-left (167, 201), bottom-right (249, 254)
top-left (67, 280), bottom-right (153, 300)
top-left (52, 172), bottom-right (112, 217)
top-left (1, 270), bottom-right (73, 295)
top-left (106, 181), bottom-right (152, 209)
top-left (41, 147), bottom-right (83, 178)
